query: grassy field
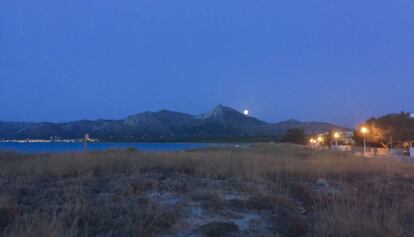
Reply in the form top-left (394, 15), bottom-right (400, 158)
top-left (0, 144), bottom-right (413, 236)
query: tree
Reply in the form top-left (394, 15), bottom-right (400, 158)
top-left (355, 112), bottom-right (414, 147)
top-left (281, 128), bottom-right (306, 145)
top-left (355, 123), bottom-right (387, 147)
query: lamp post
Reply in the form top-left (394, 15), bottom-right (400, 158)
top-left (84, 133), bottom-right (89, 153)
top-left (317, 136), bottom-right (324, 148)
top-left (360, 127), bottom-right (368, 156)
top-left (333, 132), bottom-right (340, 149)
top-left (309, 138), bottom-right (314, 147)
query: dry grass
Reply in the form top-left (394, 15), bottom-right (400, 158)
top-left (1, 144), bottom-right (412, 180)
top-left (0, 143), bottom-right (413, 236)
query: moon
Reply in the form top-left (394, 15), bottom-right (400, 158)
top-left (243, 110), bottom-right (249, 115)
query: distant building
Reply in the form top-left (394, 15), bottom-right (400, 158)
top-left (341, 131), bottom-right (355, 145)
top-left (401, 141), bottom-right (414, 157)
top-left (406, 141), bottom-right (414, 157)
top-left (330, 131), bottom-right (355, 146)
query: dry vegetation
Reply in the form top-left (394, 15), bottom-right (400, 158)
top-left (0, 143), bottom-right (413, 236)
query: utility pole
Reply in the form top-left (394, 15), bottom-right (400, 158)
top-left (83, 133), bottom-right (89, 152)
top-left (363, 138), bottom-right (366, 155)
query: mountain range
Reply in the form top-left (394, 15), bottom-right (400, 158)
top-left (0, 105), bottom-right (349, 141)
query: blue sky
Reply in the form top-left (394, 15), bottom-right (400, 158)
top-left (1, 0), bottom-right (413, 127)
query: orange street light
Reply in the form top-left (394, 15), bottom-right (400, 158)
top-left (360, 126), bottom-right (369, 155)
top-left (361, 127), bottom-right (368, 134)
top-left (309, 138), bottom-right (316, 147)
top-left (333, 132), bottom-right (340, 147)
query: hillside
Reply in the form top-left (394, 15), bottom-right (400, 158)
top-left (0, 105), bottom-right (348, 141)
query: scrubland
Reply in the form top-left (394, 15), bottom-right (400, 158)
top-left (0, 144), bottom-right (413, 237)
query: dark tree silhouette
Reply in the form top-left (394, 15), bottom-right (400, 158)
top-left (281, 128), bottom-right (306, 145)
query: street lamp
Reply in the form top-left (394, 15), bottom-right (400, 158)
top-left (333, 132), bottom-right (340, 147)
top-left (317, 136), bottom-right (324, 148)
top-left (360, 126), bottom-right (369, 155)
top-left (309, 138), bottom-right (314, 147)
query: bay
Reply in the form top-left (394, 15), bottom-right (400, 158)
top-left (0, 142), bottom-right (209, 153)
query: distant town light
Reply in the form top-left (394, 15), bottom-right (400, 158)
top-left (243, 110), bottom-right (249, 116)
top-left (333, 132), bottom-right (340, 139)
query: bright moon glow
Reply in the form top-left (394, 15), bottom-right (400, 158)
top-left (243, 110), bottom-right (249, 115)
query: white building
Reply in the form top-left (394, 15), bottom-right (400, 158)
top-left (410, 141), bottom-right (414, 157)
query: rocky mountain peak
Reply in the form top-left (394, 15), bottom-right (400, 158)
top-left (199, 104), bottom-right (242, 119)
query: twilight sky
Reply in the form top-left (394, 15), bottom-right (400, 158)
top-left (1, 0), bottom-right (413, 127)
